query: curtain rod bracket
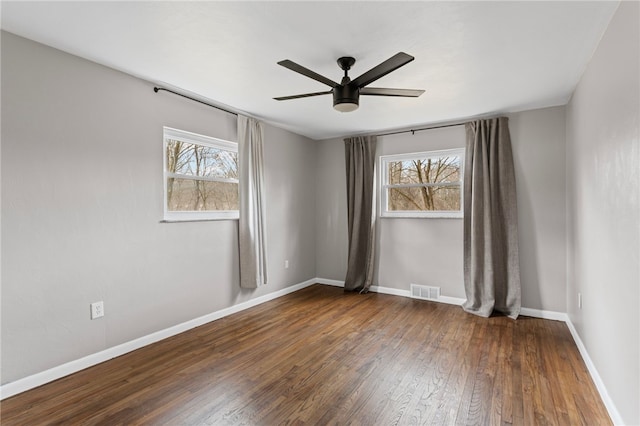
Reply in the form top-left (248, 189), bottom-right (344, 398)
top-left (377, 122), bottom-right (465, 137)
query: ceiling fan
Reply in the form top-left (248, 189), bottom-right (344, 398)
top-left (274, 52), bottom-right (425, 112)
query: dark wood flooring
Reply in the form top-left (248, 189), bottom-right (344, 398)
top-left (1, 284), bottom-right (611, 425)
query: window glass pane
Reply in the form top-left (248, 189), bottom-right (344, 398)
top-left (388, 186), bottom-right (461, 211)
top-left (167, 178), bottom-right (238, 211)
top-left (387, 156), bottom-right (461, 185)
top-left (166, 140), bottom-right (238, 180)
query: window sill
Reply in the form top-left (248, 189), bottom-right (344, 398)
top-left (160, 218), bottom-right (239, 223)
top-left (161, 211), bottom-right (239, 222)
top-left (380, 214), bottom-right (463, 219)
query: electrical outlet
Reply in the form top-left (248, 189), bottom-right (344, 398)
top-left (578, 293), bottom-right (582, 309)
top-left (91, 301), bottom-right (104, 319)
top-left (284, 260), bottom-right (289, 269)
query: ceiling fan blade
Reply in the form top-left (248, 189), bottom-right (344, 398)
top-left (277, 60), bottom-right (338, 88)
top-left (360, 87), bottom-right (425, 97)
top-left (351, 52), bottom-right (415, 88)
top-left (273, 90), bottom-right (333, 101)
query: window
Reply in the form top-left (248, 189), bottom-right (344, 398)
top-left (380, 148), bottom-right (464, 218)
top-left (163, 127), bottom-right (238, 221)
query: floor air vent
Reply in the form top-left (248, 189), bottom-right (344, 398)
top-left (410, 284), bottom-right (441, 301)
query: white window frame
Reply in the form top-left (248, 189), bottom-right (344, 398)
top-left (380, 148), bottom-right (464, 219)
top-left (163, 127), bottom-right (239, 221)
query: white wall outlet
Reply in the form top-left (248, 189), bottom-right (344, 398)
top-left (578, 292), bottom-right (582, 309)
top-left (284, 260), bottom-right (289, 269)
top-left (90, 301), bottom-right (104, 319)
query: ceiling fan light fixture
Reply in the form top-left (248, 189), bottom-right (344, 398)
top-left (334, 101), bottom-right (359, 113)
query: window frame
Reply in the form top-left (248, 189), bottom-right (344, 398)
top-left (163, 126), bottom-right (239, 222)
top-left (379, 148), bottom-right (465, 219)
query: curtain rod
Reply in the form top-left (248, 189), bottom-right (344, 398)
top-left (376, 122), bottom-right (465, 137)
top-left (153, 87), bottom-right (238, 116)
top-left (154, 85), bottom-right (467, 135)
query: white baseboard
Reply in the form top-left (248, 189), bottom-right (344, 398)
top-left (565, 319), bottom-right (623, 425)
top-left (371, 285), bottom-right (467, 306)
top-left (315, 278), bottom-right (344, 287)
top-left (436, 295), bottom-right (466, 305)
top-left (0, 278), bottom-right (318, 400)
top-left (317, 278), bottom-right (465, 305)
top-left (369, 284), bottom-right (410, 297)
top-left (520, 307), bottom-right (568, 322)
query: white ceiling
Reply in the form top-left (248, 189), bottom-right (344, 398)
top-left (1, 1), bottom-right (619, 140)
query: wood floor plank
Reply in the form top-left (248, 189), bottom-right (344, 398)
top-left (0, 284), bottom-right (612, 425)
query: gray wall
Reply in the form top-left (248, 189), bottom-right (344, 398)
top-left (510, 107), bottom-right (567, 312)
top-left (315, 107), bottom-right (567, 311)
top-left (1, 32), bottom-right (317, 384)
top-left (566, 1), bottom-right (639, 424)
top-left (315, 137), bottom-right (348, 280)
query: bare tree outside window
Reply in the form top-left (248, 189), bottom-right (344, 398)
top-left (166, 140), bottom-right (239, 211)
top-left (163, 127), bottom-right (239, 220)
top-left (381, 150), bottom-right (463, 218)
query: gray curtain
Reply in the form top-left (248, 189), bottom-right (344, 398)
top-left (238, 115), bottom-right (268, 289)
top-left (344, 135), bottom-right (377, 293)
top-left (463, 117), bottom-right (521, 319)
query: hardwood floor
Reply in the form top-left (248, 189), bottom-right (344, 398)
top-left (1, 284), bottom-right (611, 425)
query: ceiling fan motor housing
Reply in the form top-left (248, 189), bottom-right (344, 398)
top-left (333, 84), bottom-right (360, 109)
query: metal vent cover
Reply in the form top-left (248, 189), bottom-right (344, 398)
top-left (410, 284), bottom-right (441, 301)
